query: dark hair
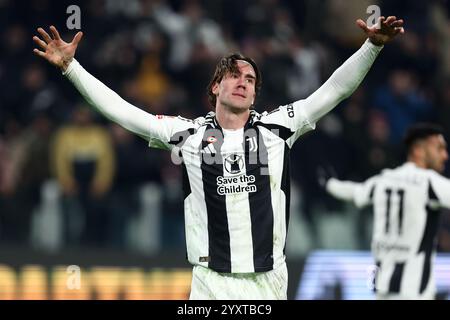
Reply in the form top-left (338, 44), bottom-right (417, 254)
top-left (207, 53), bottom-right (262, 108)
top-left (403, 123), bottom-right (445, 154)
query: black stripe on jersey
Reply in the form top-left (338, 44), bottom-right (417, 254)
top-left (418, 180), bottom-right (440, 293)
top-left (388, 262), bottom-right (405, 293)
top-left (420, 252), bottom-right (432, 294)
top-left (398, 189), bottom-right (405, 235)
top-left (281, 144), bottom-right (290, 254)
top-left (369, 185), bottom-right (376, 201)
top-left (169, 128), bottom-right (196, 147)
top-left (244, 125), bottom-right (274, 271)
top-left (385, 189), bottom-right (392, 233)
top-left (253, 122), bottom-right (296, 142)
top-left (170, 128), bottom-right (197, 199)
top-left (200, 125), bottom-right (231, 273)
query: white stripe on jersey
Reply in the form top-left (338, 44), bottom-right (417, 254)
top-left (184, 127), bottom-right (209, 268)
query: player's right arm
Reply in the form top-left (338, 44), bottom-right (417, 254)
top-left (32, 26), bottom-right (181, 146)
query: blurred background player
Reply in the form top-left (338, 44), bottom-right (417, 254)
top-left (323, 123), bottom-right (450, 299)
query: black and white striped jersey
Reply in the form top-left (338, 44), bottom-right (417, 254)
top-left (146, 103), bottom-right (315, 273)
top-left (348, 163), bottom-right (450, 298)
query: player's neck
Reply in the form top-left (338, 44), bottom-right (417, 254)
top-left (215, 105), bottom-right (250, 130)
top-left (407, 157), bottom-right (426, 169)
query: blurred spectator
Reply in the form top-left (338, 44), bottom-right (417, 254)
top-left (17, 113), bottom-right (53, 211)
top-left (0, 118), bottom-right (31, 243)
top-left (429, 0), bottom-right (450, 80)
top-left (1, 24), bottom-right (29, 123)
top-left (286, 35), bottom-right (322, 100)
top-left (135, 33), bottom-right (170, 106)
top-left (0, 112), bottom-right (52, 244)
top-left (160, 153), bottom-right (185, 249)
top-left (51, 105), bottom-right (115, 247)
top-left (152, 0), bottom-right (227, 72)
top-left (373, 69), bottom-right (433, 144)
top-left (20, 63), bottom-right (69, 122)
top-left (292, 113), bottom-right (352, 248)
top-left (436, 78), bottom-right (450, 131)
top-left (364, 110), bottom-right (399, 176)
top-left (435, 78), bottom-right (450, 178)
top-left (107, 123), bottom-right (161, 250)
top-left (340, 88), bottom-right (371, 180)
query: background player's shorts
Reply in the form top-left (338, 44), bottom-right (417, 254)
top-left (189, 263), bottom-right (288, 300)
top-left (376, 280), bottom-right (436, 300)
top-left (376, 291), bottom-right (435, 300)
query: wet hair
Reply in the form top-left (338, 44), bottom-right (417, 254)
top-left (207, 53), bottom-right (262, 108)
top-left (403, 123), bottom-right (445, 154)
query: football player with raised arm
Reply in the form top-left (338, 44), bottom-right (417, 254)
top-left (33, 16), bottom-right (404, 299)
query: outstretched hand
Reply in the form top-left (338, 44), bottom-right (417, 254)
top-left (356, 16), bottom-right (405, 46)
top-left (33, 26), bottom-right (83, 72)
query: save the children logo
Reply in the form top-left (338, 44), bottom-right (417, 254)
top-left (217, 154), bottom-right (256, 195)
top-left (216, 174), bottom-right (257, 196)
top-left (224, 154), bottom-right (244, 174)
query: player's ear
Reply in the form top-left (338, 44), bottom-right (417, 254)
top-left (414, 143), bottom-right (426, 159)
top-left (212, 82), bottom-right (219, 95)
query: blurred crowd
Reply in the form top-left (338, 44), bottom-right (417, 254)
top-left (1, 0), bottom-right (450, 254)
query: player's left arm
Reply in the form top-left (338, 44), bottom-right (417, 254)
top-left (430, 173), bottom-right (450, 209)
top-left (301, 16), bottom-right (405, 125)
top-left (326, 176), bottom-right (378, 208)
top-left (326, 178), bottom-right (362, 203)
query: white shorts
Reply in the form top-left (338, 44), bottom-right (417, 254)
top-left (189, 263), bottom-right (288, 300)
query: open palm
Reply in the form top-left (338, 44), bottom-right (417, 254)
top-left (356, 16), bottom-right (405, 46)
top-left (33, 26), bottom-right (83, 71)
